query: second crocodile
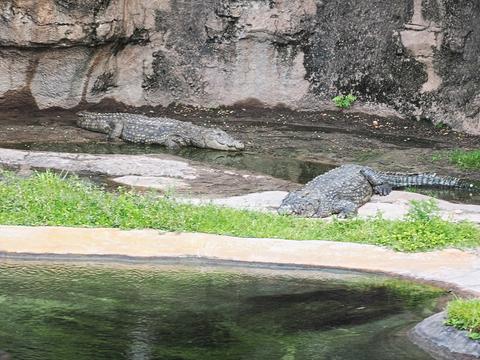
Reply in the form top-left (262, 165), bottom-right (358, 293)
top-left (77, 112), bottom-right (245, 151)
top-left (278, 164), bottom-right (475, 218)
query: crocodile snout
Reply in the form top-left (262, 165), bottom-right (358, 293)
top-left (231, 141), bottom-right (245, 151)
top-left (207, 135), bottom-right (245, 151)
top-left (277, 204), bottom-right (294, 215)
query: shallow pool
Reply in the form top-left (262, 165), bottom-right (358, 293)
top-left (0, 261), bottom-right (444, 359)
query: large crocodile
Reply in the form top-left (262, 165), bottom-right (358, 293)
top-left (76, 112), bottom-right (245, 151)
top-left (278, 164), bottom-right (475, 218)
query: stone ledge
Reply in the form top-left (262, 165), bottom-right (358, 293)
top-left (410, 312), bottom-right (480, 360)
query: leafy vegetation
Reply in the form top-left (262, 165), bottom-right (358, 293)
top-left (449, 149), bottom-right (480, 170)
top-left (405, 199), bottom-right (439, 222)
top-left (445, 299), bottom-right (480, 341)
top-left (430, 149), bottom-right (480, 170)
top-left (332, 94), bottom-right (357, 109)
top-left (0, 171), bottom-right (478, 252)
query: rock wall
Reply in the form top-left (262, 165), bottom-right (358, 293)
top-left (0, 0), bottom-right (479, 134)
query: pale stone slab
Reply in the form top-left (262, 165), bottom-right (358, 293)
top-left (183, 191), bottom-right (289, 212)
top-left (0, 148), bottom-right (195, 178)
top-left (113, 176), bottom-right (190, 191)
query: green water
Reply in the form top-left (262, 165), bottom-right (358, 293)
top-left (0, 261), bottom-right (443, 360)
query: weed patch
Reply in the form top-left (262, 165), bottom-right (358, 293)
top-left (332, 94), bottom-right (357, 109)
top-left (446, 299), bottom-right (480, 341)
top-left (450, 150), bottom-right (480, 170)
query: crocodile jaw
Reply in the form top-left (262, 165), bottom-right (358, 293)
top-left (202, 130), bottom-right (245, 151)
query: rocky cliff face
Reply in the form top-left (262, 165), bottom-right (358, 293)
top-left (0, 0), bottom-right (479, 135)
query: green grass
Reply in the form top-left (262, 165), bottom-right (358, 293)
top-left (450, 149), bottom-right (480, 170)
top-left (446, 299), bottom-right (480, 340)
top-left (0, 171), bottom-right (479, 252)
top-left (430, 149), bottom-right (480, 170)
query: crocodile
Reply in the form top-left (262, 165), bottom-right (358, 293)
top-left (278, 164), bottom-right (475, 218)
top-left (76, 112), bottom-right (245, 151)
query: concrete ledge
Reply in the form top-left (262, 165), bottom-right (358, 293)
top-left (1, 225), bottom-right (480, 296)
top-left (410, 312), bottom-right (480, 360)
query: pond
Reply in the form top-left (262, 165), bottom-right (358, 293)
top-left (0, 260), bottom-right (445, 360)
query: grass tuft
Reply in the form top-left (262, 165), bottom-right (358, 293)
top-left (446, 299), bottom-right (480, 340)
top-left (0, 171), bottom-right (478, 253)
top-left (450, 150), bottom-right (480, 170)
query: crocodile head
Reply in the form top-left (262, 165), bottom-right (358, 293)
top-left (278, 192), bottom-right (332, 218)
top-left (200, 128), bottom-right (245, 151)
top-left (278, 193), bottom-right (318, 217)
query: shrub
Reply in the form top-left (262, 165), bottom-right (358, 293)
top-left (333, 94), bottom-right (357, 109)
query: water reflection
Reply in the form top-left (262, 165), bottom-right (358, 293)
top-left (0, 261), bottom-right (443, 360)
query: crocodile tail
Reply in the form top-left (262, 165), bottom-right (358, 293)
top-left (379, 172), bottom-right (477, 190)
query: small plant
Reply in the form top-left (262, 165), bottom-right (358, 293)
top-left (445, 299), bottom-right (480, 341)
top-left (332, 93), bottom-right (357, 109)
top-left (406, 199), bottom-right (439, 222)
top-left (434, 122), bottom-right (450, 130)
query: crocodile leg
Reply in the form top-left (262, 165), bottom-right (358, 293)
top-left (107, 121), bottom-right (124, 141)
top-left (372, 183), bottom-right (392, 196)
top-left (164, 135), bottom-right (188, 149)
top-left (360, 168), bottom-right (392, 196)
top-left (332, 200), bottom-right (358, 219)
